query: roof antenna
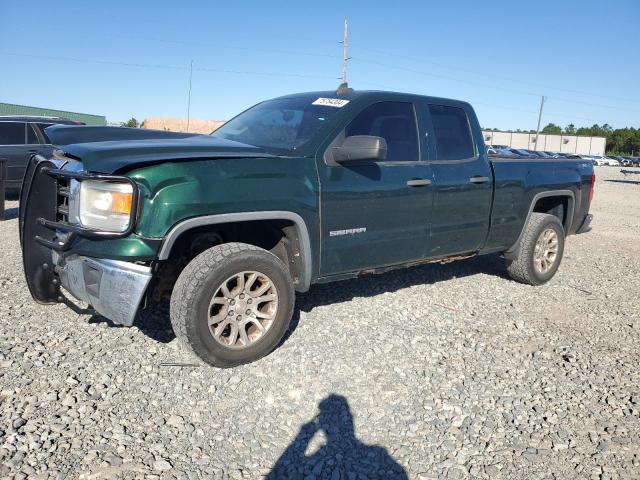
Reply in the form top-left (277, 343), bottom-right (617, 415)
top-left (336, 18), bottom-right (352, 96)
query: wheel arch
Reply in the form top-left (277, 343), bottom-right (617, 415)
top-left (157, 211), bottom-right (313, 292)
top-left (504, 190), bottom-right (574, 260)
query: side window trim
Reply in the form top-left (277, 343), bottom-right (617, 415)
top-left (415, 100), bottom-right (436, 161)
top-left (425, 103), bottom-right (478, 164)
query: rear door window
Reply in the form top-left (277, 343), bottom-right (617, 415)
top-left (346, 102), bottom-right (419, 162)
top-left (0, 122), bottom-right (26, 145)
top-left (428, 104), bottom-right (475, 160)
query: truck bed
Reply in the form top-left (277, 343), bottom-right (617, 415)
top-left (483, 156), bottom-right (594, 252)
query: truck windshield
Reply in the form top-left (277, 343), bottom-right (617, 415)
top-left (211, 96), bottom-right (343, 155)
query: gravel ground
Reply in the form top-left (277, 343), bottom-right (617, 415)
top-left (1, 166), bottom-right (639, 479)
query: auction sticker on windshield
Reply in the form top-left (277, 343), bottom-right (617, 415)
top-left (312, 98), bottom-right (350, 107)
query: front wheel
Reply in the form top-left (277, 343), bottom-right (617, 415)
top-left (170, 242), bottom-right (295, 368)
top-left (506, 213), bottom-right (565, 285)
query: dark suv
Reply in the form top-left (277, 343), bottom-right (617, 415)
top-left (0, 116), bottom-right (83, 196)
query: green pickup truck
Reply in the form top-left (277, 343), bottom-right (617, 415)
top-left (20, 89), bottom-right (595, 367)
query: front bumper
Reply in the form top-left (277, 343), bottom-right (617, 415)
top-left (20, 155), bottom-right (152, 326)
top-left (54, 253), bottom-right (152, 326)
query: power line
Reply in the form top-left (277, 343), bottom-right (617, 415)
top-left (3, 48), bottom-right (636, 112)
top-left (472, 100), bottom-right (603, 124)
top-left (0, 50), bottom-right (621, 126)
top-left (0, 51), bottom-right (336, 80)
top-left (60, 29), bottom-right (342, 60)
top-left (33, 24), bottom-right (633, 111)
top-left (549, 95), bottom-right (638, 112)
top-left (196, 65), bottom-right (334, 80)
top-left (349, 44), bottom-right (640, 104)
top-left (350, 55), bottom-right (638, 112)
top-left (0, 51), bottom-right (185, 70)
top-left (350, 57), bottom-right (541, 97)
top-left (346, 67), bottom-right (609, 125)
top-left (0, 49), bottom-right (404, 89)
top-left (472, 100), bottom-right (537, 115)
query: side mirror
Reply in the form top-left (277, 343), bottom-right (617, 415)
top-left (332, 135), bottom-right (387, 163)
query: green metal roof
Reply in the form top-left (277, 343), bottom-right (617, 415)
top-left (0, 102), bottom-right (106, 126)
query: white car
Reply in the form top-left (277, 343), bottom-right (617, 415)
top-left (581, 155), bottom-right (605, 166)
top-left (590, 156), bottom-right (610, 166)
top-left (604, 157), bottom-right (620, 166)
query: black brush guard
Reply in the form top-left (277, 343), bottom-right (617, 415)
top-left (19, 155), bottom-right (139, 304)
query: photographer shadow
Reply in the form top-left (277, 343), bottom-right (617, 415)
top-left (266, 394), bottom-right (407, 480)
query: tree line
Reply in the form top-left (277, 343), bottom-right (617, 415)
top-left (485, 123), bottom-right (640, 155)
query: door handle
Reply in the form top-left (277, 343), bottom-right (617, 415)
top-left (406, 178), bottom-right (432, 187)
top-left (469, 176), bottom-right (490, 184)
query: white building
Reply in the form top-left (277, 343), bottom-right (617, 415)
top-left (482, 130), bottom-right (606, 156)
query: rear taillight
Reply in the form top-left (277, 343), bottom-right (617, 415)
top-left (589, 174), bottom-right (595, 202)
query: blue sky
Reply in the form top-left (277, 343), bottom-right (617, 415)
top-left (1, 0), bottom-right (638, 129)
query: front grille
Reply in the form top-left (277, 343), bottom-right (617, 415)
top-left (56, 177), bottom-right (70, 223)
top-left (29, 166), bottom-right (139, 251)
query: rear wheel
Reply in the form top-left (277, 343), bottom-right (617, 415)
top-left (170, 242), bottom-right (295, 367)
top-left (506, 213), bottom-right (565, 285)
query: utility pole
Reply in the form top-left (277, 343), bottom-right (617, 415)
top-left (534, 95), bottom-right (545, 151)
top-left (186, 59), bottom-right (194, 133)
top-left (341, 19), bottom-right (349, 84)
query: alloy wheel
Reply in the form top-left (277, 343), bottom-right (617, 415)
top-left (207, 271), bottom-right (278, 349)
top-left (533, 228), bottom-right (559, 274)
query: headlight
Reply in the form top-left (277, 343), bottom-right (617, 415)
top-left (79, 180), bottom-right (134, 232)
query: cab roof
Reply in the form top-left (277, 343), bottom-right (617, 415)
top-left (273, 89), bottom-right (472, 109)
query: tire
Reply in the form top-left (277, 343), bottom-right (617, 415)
top-left (170, 242), bottom-right (295, 368)
top-left (506, 213), bottom-right (565, 286)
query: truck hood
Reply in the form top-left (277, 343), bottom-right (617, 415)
top-left (45, 125), bottom-right (273, 174)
